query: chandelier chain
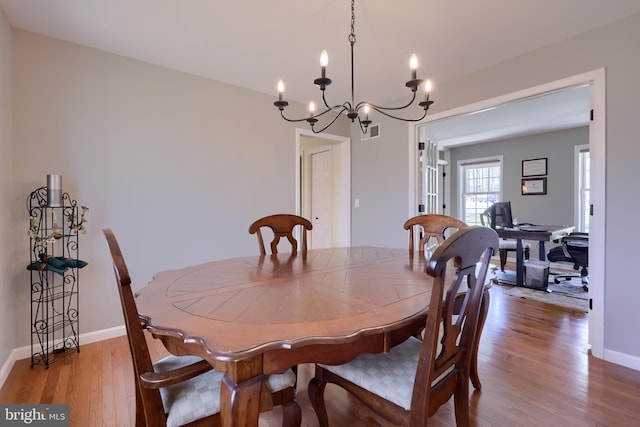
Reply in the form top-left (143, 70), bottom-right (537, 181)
top-left (349, 0), bottom-right (356, 46)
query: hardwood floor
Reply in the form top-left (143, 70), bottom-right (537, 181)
top-left (2, 281), bottom-right (640, 426)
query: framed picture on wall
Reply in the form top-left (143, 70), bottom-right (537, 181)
top-left (522, 157), bottom-right (547, 177)
top-left (521, 177), bottom-right (547, 195)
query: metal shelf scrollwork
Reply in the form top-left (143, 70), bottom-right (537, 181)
top-left (27, 186), bottom-right (86, 368)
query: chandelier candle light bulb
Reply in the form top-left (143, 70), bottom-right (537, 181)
top-left (277, 80), bottom-right (284, 101)
top-left (410, 54), bottom-right (418, 80)
top-left (320, 50), bottom-right (328, 78)
top-left (307, 101), bottom-right (318, 126)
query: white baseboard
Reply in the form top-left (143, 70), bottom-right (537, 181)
top-left (0, 325), bottom-right (125, 389)
top-left (603, 348), bottom-right (640, 372)
top-left (2, 324), bottom-right (638, 391)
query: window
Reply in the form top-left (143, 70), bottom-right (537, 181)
top-left (459, 158), bottom-right (502, 225)
top-left (577, 148), bottom-right (590, 232)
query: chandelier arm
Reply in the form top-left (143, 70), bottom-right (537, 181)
top-left (312, 108), bottom-right (351, 134)
top-left (366, 105), bottom-right (430, 123)
top-left (279, 110), bottom-right (317, 123)
top-left (312, 105), bottom-right (349, 120)
top-left (280, 105), bottom-right (352, 132)
top-left (322, 91), bottom-right (354, 112)
top-left (322, 90), bottom-right (332, 110)
top-left (355, 91), bottom-right (419, 113)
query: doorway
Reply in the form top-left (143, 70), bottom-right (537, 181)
top-left (409, 69), bottom-right (606, 359)
top-left (296, 129), bottom-right (351, 248)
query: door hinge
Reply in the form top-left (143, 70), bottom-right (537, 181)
top-left (418, 204), bottom-right (425, 213)
top-left (589, 298), bottom-right (592, 310)
top-left (418, 142), bottom-right (425, 150)
top-left (590, 109), bottom-right (594, 121)
top-left (590, 204), bottom-right (594, 216)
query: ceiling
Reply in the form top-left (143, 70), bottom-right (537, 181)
top-left (2, 0), bottom-right (639, 143)
top-left (422, 84), bottom-right (592, 147)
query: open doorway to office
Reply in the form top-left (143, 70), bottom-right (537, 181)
top-left (409, 69), bottom-right (605, 359)
top-left (295, 129), bottom-right (351, 248)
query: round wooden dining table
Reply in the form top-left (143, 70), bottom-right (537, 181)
top-left (135, 247), bottom-right (462, 426)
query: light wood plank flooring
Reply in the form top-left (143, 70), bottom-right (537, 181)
top-left (2, 280), bottom-right (639, 426)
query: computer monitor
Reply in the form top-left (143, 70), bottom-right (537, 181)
top-left (490, 201), bottom-right (513, 229)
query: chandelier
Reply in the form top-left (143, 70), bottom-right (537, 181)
top-left (273, 0), bottom-right (434, 135)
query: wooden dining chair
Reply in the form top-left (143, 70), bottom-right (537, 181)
top-left (403, 213), bottom-right (487, 390)
top-left (249, 214), bottom-right (313, 255)
top-left (103, 228), bottom-right (301, 427)
top-left (308, 226), bottom-right (499, 427)
top-left (403, 213), bottom-right (468, 255)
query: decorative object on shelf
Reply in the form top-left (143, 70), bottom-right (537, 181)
top-left (522, 157), bottom-right (547, 177)
top-left (46, 174), bottom-right (62, 207)
top-left (27, 211), bottom-right (61, 243)
top-left (68, 205), bottom-right (89, 233)
top-left (26, 177), bottom-right (88, 368)
top-left (273, 0), bottom-right (434, 134)
top-left (522, 177), bottom-right (547, 195)
top-left (27, 253), bottom-right (88, 276)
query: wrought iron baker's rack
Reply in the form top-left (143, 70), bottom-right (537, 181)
top-left (27, 187), bottom-right (81, 367)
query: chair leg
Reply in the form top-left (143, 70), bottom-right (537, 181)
top-left (308, 367), bottom-right (330, 427)
top-left (470, 289), bottom-right (489, 391)
top-left (281, 399), bottom-right (302, 427)
top-left (134, 383), bottom-right (146, 427)
top-left (453, 370), bottom-right (471, 427)
top-left (499, 249), bottom-right (507, 271)
top-left (581, 267), bottom-right (589, 291)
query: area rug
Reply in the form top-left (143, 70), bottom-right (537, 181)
top-left (505, 279), bottom-right (588, 312)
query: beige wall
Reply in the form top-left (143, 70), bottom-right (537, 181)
top-left (0, 8), bottom-right (13, 366)
top-left (351, 13), bottom-right (640, 365)
top-left (8, 29), bottom-right (350, 347)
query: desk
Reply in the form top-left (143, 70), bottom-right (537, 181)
top-left (495, 225), bottom-right (574, 287)
top-left (136, 247), bottom-right (437, 426)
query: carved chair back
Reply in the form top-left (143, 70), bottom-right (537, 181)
top-left (249, 214), bottom-right (313, 255)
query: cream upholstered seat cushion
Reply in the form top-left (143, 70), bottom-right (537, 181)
top-left (155, 355), bottom-right (297, 427)
top-left (320, 337), bottom-right (423, 411)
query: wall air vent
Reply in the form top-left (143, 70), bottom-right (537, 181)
top-left (361, 123), bottom-right (380, 141)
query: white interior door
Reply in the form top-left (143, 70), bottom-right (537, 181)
top-left (310, 148), bottom-right (332, 248)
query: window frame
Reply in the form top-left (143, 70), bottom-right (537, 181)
top-left (458, 156), bottom-right (503, 225)
top-left (575, 144), bottom-right (590, 232)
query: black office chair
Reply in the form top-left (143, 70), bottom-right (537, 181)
top-left (547, 232), bottom-right (589, 291)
